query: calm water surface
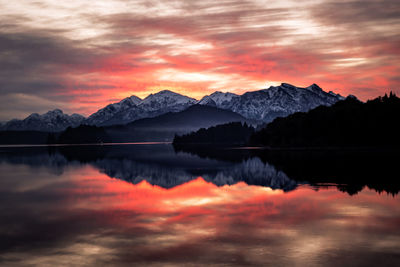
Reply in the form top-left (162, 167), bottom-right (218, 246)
top-left (0, 144), bottom-right (399, 266)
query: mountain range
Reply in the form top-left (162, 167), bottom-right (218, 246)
top-left (0, 83), bottom-right (346, 132)
top-left (0, 109), bottom-right (85, 132)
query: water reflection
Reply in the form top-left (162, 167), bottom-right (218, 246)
top-left (0, 145), bottom-right (298, 191)
top-left (1, 144), bottom-right (399, 195)
top-left (0, 158), bottom-right (399, 266)
top-left (95, 157), bottom-right (297, 191)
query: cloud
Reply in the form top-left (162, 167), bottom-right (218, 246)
top-left (312, 0), bottom-right (400, 26)
top-left (0, 0), bottom-right (399, 120)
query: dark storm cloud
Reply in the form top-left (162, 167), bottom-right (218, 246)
top-left (312, 0), bottom-right (400, 25)
top-left (0, 32), bottom-right (81, 95)
top-left (0, 29), bottom-right (101, 118)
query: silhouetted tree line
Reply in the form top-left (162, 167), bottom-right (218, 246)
top-left (173, 122), bottom-right (255, 145)
top-left (0, 131), bottom-right (50, 145)
top-left (0, 125), bottom-right (112, 145)
top-left (173, 93), bottom-right (400, 147)
top-left (56, 125), bottom-right (111, 144)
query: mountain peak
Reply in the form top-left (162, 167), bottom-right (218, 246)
top-left (45, 109), bottom-right (64, 115)
top-left (210, 91), bottom-right (238, 97)
top-left (157, 89), bottom-right (176, 94)
top-left (347, 94), bottom-right (358, 100)
top-left (142, 90), bottom-right (196, 104)
top-left (120, 95), bottom-right (142, 106)
top-left (200, 91), bottom-right (238, 108)
top-left (306, 83), bottom-right (323, 92)
top-left (198, 95), bottom-right (217, 106)
top-left (146, 90), bottom-right (189, 99)
top-left (281, 83), bottom-right (296, 89)
top-left (71, 113), bottom-right (85, 118)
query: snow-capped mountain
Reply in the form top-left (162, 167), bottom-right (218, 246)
top-left (86, 90), bottom-right (197, 126)
top-left (87, 83), bottom-right (344, 127)
top-left (198, 92), bottom-right (239, 108)
top-left (1, 109), bottom-right (85, 132)
top-left (1, 83), bottom-right (347, 132)
top-left (199, 83), bottom-right (344, 122)
top-left (85, 95), bottom-right (142, 126)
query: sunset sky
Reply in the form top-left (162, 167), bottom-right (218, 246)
top-left (0, 0), bottom-right (399, 120)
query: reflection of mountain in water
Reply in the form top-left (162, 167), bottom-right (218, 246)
top-left (94, 158), bottom-right (193, 188)
top-left (95, 157), bottom-right (297, 191)
top-left (0, 146), bottom-right (298, 191)
top-left (0, 148), bottom-right (78, 175)
top-left (1, 144), bottom-right (398, 195)
top-left (203, 158), bottom-right (297, 191)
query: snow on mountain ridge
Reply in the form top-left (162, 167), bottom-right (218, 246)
top-left (198, 96), bottom-right (217, 106)
top-left (120, 95), bottom-right (142, 106)
top-left (200, 83), bottom-right (345, 122)
top-left (1, 83), bottom-right (348, 130)
top-left (140, 90), bottom-right (196, 108)
top-left (74, 83), bottom-right (347, 126)
top-left (86, 90), bottom-right (197, 126)
top-left (1, 109), bottom-right (85, 132)
top-left (84, 83), bottom-right (345, 126)
top-left (85, 95), bottom-right (143, 126)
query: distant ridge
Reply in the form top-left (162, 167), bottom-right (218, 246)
top-left (0, 109), bottom-right (85, 132)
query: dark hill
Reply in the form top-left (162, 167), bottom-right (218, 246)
top-left (105, 104), bottom-right (254, 142)
top-left (173, 122), bottom-right (255, 146)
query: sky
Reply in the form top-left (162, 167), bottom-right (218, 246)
top-left (0, 0), bottom-right (399, 120)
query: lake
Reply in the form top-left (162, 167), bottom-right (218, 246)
top-left (0, 144), bottom-right (399, 266)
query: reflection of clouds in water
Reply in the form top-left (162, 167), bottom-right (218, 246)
top-left (0, 162), bottom-right (399, 266)
top-left (2, 236), bottom-right (117, 266)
